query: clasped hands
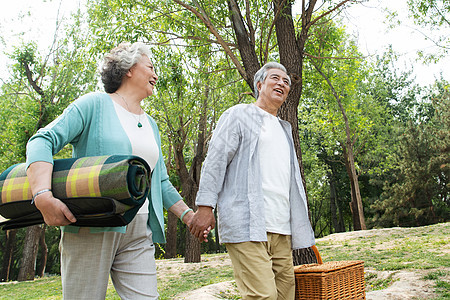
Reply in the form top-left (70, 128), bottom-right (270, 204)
top-left (184, 206), bottom-right (216, 243)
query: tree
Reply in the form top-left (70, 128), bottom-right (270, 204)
top-left (406, 0), bottom-right (450, 62)
top-left (301, 14), bottom-right (372, 230)
top-left (0, 229), bottom-right (17, 281)
top-left (85, 0), bottom-right (367, 264)
top-left (0, 15), bottom-right (98, 280)
top-left (148, 46), bottom-right (245, 261)
top-left (172, 0), bottom-right (366, 264)
top-left (85, 0), bottom-right (250, 262)
top-left (371, 80), bottom-right (450, 227)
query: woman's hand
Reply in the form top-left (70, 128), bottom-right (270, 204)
top-left (34, 193), bottom-right (77, 226)
top-left (27, 161), bottom-right (76, 226)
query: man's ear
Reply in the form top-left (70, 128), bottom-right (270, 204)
top-left (256, 81), bottom-right (262, 91)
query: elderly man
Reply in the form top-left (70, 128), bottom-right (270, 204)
top-left (190, 62), bottom-right (315, 300)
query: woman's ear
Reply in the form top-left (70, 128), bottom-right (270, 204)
top-left (126, 65), bottom-right (135, 78)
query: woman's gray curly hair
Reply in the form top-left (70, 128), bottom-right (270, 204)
top-left (253, 62), bottom-right (291, 99)
top-left (100, 42), bottom-right (152, 93)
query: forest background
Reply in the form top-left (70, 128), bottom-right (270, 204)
top-left (0, 0), bottom-right (448, 283)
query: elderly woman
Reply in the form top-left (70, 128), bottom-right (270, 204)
top-left (26, 42), bottom-right (194, 299)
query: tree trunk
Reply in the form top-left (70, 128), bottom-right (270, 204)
top-left (292, 248), bottom-right (319, 265)
top-left (274, 0), bottom-right (318, 266)
top-left (165, 211), bottom-right (178, 259)
top-left (174, 138), bottom-right (202, 263)
top-left (328, 171), bottom-right (339, 234)
top-left (214, 210), bottom-right (220, 252)
top-left (1, 229), bottom-right (17, 282)
top-left (342, 143), bottom-right (366, 230)
top-left (171, 85), bottom-right (209, 263)
top-left (184, 230), bottom-right (201, 263)
top-left (227, 0), bottom-right (261, 85)
top-left (311, 59), bottom-right (367, 231)
top-left (36, 225), bottom-right (48, 278)
top-left (18, 225), bottom-right (41, 281)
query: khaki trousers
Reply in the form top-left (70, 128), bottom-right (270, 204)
top-left (60, 214), bottom-right (158, 300)
top-left (226, 233), bottom-right (295, 300)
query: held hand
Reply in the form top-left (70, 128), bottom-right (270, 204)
top-left (189, 206), bottom-right (216, 242)
top-left (34, 193), bottom-right (77, 226)
top-left (202, 226), bottom-right (212, 243)
top-left (182, 210), bottom-right (195, 228)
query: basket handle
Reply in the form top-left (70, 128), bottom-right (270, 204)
top-left (311, 245), bottom-right (323, 264)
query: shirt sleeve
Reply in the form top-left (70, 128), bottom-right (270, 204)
top-left (195, 107), bottom-right (242, 208)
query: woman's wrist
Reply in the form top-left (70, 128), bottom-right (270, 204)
top-left (31, 188), bottom-right (52, 204)
top-left (180, 208), bottom-right (193, 224)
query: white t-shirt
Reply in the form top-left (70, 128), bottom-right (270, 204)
top-left (113, 101), bottom-right (159, 215)
top-left (257, 107), bottom-right (291, 235)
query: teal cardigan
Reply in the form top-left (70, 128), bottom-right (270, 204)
top-left (26, 92), bottom-right (181, 243)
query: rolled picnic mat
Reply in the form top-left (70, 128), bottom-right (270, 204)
top-left (0, 155), bottom-right (151, 230)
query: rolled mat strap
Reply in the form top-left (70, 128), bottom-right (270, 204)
top-left (0, 155), bottom-right (151, 230)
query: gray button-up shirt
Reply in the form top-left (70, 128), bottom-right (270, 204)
top-left (196, 103), bottom-right (315, 249)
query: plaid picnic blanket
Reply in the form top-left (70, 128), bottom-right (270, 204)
top-left (0, 155), bottom-right (151, 230)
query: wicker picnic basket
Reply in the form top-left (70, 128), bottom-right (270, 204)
top-left (294, 246), bottom-right (366, 300)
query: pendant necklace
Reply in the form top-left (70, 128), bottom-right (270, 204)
top-left (115, 92), bottom-right (143, 128)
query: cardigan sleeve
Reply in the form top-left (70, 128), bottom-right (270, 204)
top-left (26, 101), bottom-right (86, 168)
top-left (147, 115), bottom-right (182, 210)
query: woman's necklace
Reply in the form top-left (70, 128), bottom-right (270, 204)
top-left (115, 92), bottom-right (143, 128)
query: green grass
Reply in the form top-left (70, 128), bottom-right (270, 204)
top-left (157, 264), bottom-right (235, 299)
top-left (422, 270), bottom-right (450, 300)
top-left (0, 223), bottom-right (448, 299)
top-left (316, 223), bottom-right (449, 298)
top-left (0, 276), bottom-right (62, 300)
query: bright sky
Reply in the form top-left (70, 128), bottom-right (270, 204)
top-left (0, 0), bottom-right (448, 86)
top-left (335, 0), bottom-right (450, 86)
top-left (0, 0), bottom-right (84, 81)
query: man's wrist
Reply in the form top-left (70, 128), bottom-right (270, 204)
top-left (197, 205), bottom-right (214, 211)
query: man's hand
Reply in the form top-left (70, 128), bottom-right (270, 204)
top-left (34, 193), bottom-right (77, 226)
top-left (189, 206), bottom-right (216, 242)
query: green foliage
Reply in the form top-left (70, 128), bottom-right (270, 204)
top-left (0, 36), bottom-right (97, 169)
top-left (0, 10), bottom-right (99, 281)
top-left (299, 14), bottom-right (379, 234)
top-left (406, 0), bottom-right (450, 62)
top-left (370, 81), bottom-right (450, 227)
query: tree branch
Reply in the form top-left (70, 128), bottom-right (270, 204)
top-left (309, 0), bottom-right (354, 30)
top-left (23, 63), bottom-right (45, 97)
top-left (304, 52), bottom-right (367, 60)
top-left (174, 0), bottom-right (246, 79)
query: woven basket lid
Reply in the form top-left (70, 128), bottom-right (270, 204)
top-left (294, 260), bottom-right (364, 273)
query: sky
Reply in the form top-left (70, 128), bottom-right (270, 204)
top-left (329, 0), bottom-right (450, 86)
top-left (0, 0), bottom-right (448, 86)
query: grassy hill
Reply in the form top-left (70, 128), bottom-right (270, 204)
top-left (0, 222), bottom-right (448, 299)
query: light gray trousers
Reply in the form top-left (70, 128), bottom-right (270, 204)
top-left (60, 214), bottom-right (158, 299)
